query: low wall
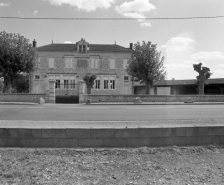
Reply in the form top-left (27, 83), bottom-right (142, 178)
top-left (0, 125), bottom-right (224, 147)
top-left (84, 94), bottom-right (224, 103)
top-left (0, 93), bottom-right (48, 103)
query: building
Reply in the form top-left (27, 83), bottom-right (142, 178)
top-left (134, 78), bottom-right (224, 95)
top-left (31, 38), bottom-right (133, 97)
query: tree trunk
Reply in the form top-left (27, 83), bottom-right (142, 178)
top-left (145, 81), bottom-right (150, 94)
top-left (198, 81), bottom-right (204, 95)
top-left (3, 77), bottom-right (12, 93)
top-left (87, 86), bottom-right (91, 94)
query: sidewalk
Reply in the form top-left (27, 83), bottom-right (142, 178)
top-left (88, 102), bottom-right (224, 105)
top-left (0, 102), bottom-right (38, 105)
top-left (1, 101), bottom-right (224, 105)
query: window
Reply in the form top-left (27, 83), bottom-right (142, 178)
top-left (95, 77), bottom-right (100, 89)
top-left (70, 80), bottom-right (75, 89)
top-left (65, 57), bottom-right (73, 68)
top-left (91, 58), bottom-right (99, 69)
top-left (83, 45), bottom-right (86, 52)
top-left (104, 77), bottom-right (109, 89)
top-left (35, 75), bottom-right (40, 80)
top-left (154, 87), bottom-right (157, 95)
top-left (110, 79), bottom-right (115, 89)
top-left (55, 79), bottom-right (60, 89)
top-left (78, 45), bottom-right (87, 53)
top-left (103, 76), bottom-right (115, 90)
top-left (109, 58), bottom-right (116, 69)
top-left (64, 80), bottom-right (69, 89)
top-left (79, 45), bottom-right (82, 52)
top-left (124, 76), bottom-right (129, 81)
top-left (48, 58), bottom-right (55, 68)
top-left (123, 59), bottom-right (128, 69)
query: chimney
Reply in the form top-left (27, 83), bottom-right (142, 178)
top-left (130, 43), bottom-right (133, 50)
top-left (33, 39), bottom-right (37, 48)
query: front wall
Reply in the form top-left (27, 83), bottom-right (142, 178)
top-left (31, 51), bottom-right (133, 95)
top-left (84, 94), bottom-right (224, 102)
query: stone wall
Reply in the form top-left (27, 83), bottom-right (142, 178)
top-left (0, 93), bottom-right (48, 103)
top-left (0, 125), bottom-right (224, 147)
top-left (84, 94), bottom-right (224, 102)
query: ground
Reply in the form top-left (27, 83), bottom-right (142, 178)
top-left (0, 145), bottom-right (224, 185)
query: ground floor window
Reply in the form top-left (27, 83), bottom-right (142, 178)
top-left (104, 79), bottom-right (109, 89)
top-left (55, 79), bottom-right (60, 88)
top-left (95, 79), bottom-right (100, 89)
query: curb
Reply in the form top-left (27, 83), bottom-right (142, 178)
top-left (0, 102), bottom-right (38, 105)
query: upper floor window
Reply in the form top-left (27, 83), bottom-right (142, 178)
top-left (78, 45), bottom-right (87, 53)
top-left (48, 58), bottom-right (55, 68)
top-left (123, 59), bottom-right (128, 69)
top-left (91, 57), bottom-right (99, 69)
top-left (109, 58), bottom-right (116, 69)
top-left (65, 57), bottom-right (73, 68)
top-left (35, 75), bottom-right (40, 80)
top-left (124, 76), bottom-right (129, 81)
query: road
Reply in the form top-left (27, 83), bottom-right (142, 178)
top-left (0, 104), bottom-right (224, 121)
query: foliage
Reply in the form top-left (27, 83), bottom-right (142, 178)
top-left (0, 31), bottom-right (35, 92)
top-left (193, 63), bottom-right (212, 95)
top-left (83, 74), bottom-right (96, 94)
top-left (13, 80), bottom-right (29, 93)
top-left (126, 41), bottom-right (167, 94)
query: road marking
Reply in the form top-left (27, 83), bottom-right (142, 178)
top-left (59, 107), bottom-right (110, 109)
top-left (26, 107), bottom-right (45, 109)
top-left (126, 107), bottom-right (174, 110)
top-left (193, 107), bottom-right (224, 109)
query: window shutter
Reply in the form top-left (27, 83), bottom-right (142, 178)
top-left (91, 58), bottom-right (95, 69)
top-left (95, 58), bottom-right (99, 69)
top-left (123, 59), bottom-right (128, 69)
top-left (49, 58), bottom-right (54, 68)
top-left (65, 58), bottom-right (68, 68)
top-left (110, 59), bottom-right (115, 69)
top-left (69, 58), bottom-right (73, 68)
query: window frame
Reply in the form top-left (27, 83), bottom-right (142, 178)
top-left (34, 75), bottom-right (40, 80)
top-left (65, 57), bottom-right (73, 68)
top-left (124, 76), bottom-right (129, 82)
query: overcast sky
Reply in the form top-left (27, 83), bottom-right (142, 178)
top-left (0, 0), bottom-right (224, 80)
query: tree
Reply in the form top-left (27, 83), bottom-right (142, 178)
top-left (83, 74), bottom-right (96, 94)
top-left (0, 31), bottom-right (35, 92)
top-left (193, 63), bottom-right (212, 95)
top-left (126, 41), bottom-right (167, 94)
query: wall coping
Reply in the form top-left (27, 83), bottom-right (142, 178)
top-left (84, 94), bottom-right (224, 97)
top-left (0, 93), bottom-right (47, 95)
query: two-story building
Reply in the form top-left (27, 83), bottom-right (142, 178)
top-left (31, 38), bottom-right (133, 97)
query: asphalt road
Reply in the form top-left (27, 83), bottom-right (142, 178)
top-left (0, 104), bottom-right (224, 121)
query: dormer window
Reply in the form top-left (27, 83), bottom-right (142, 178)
top-left (76, 38), bottom-right (89, 53)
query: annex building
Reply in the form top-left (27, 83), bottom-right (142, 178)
top-left (135, 78), bottom-right (224, 95)
top-left (31, 38), bottom-right (133, 98)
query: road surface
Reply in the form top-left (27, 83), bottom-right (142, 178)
top-left (0, 104), bottom-right (224, 121)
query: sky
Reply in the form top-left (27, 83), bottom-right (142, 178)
top-left (0, 0), bottom-right (224, 80)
